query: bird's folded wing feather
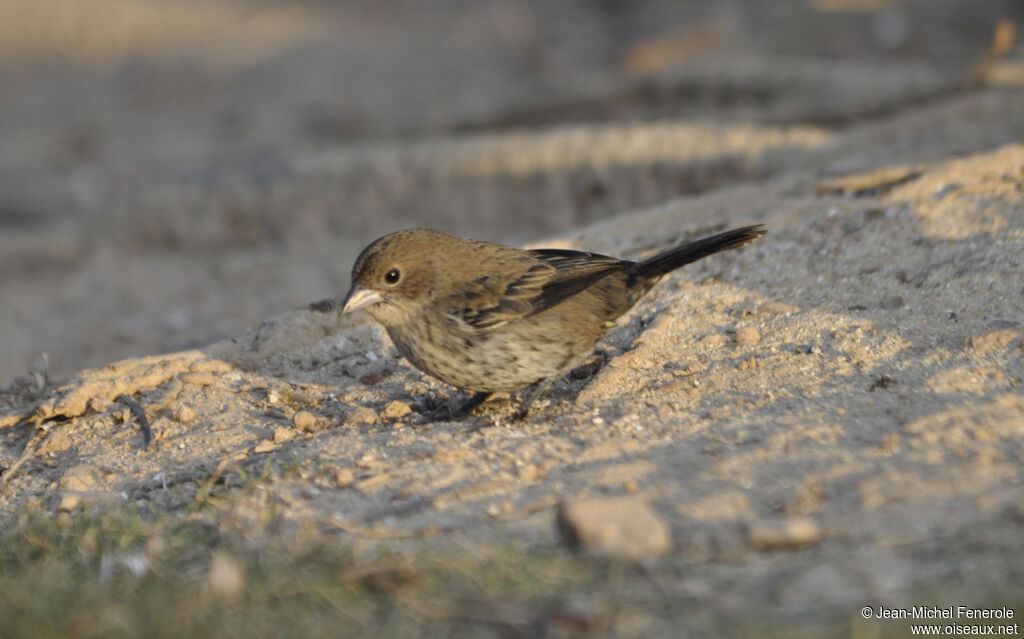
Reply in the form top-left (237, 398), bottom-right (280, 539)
top-left (442, 249), bottom-right (626, 330)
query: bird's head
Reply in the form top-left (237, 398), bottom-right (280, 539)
top-left (340, 228), bottom-right (452, 327)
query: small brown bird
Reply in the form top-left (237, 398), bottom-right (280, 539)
top-left (338, 225), bottom-right (764, 418)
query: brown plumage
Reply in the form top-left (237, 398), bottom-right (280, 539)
top-left (337, 225), bottom-right (765, 418)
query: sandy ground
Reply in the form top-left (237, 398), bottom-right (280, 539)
top-left (2, 0), bottom-right (1024, 633)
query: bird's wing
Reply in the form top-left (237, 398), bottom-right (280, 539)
top-left (525, 249), bottom-right (627, 314)
top-left (442, 249), bottom-right (626, 330)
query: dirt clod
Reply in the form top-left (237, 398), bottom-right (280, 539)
top-left (291, 411), bottom-right (317, 431)
top-left (382, 401), bottom-right (412, 420)
top-left (734, 326), bottom-right (761, 346)
top-left (558, 496), bottom-right (672, 559)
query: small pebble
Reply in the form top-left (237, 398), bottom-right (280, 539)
top-left (359, 372), bottom-right (383, 385)
top-left (292, 410), bottom-right (317, 431)
top-left (734, 326), bottom-right (761, 346)
top-left (382, 400), bottom-right (412, 420)
top-left (253, 440), bottom-right (276, 453)
top-left (347, 406), bottom-right (379, 425)
top-left (334, 468), bottom-right (356, 487)
top-left (180, 372), bottom-right (218, 387)
top-left (558, 496), bottom-right (672, 559)
top-left (272, 425), bottom-right (296, 443)
top-left (173, 405), bottom-right (197, 424)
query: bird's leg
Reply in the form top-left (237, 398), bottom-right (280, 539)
top-left (513, 379), bottom-right (552, 421)
top-left (447, 391), bottom-right (492, 418)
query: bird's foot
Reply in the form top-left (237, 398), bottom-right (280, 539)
top-left (569, 353), bottom-right (607, 380)
top-left (512, 380), bottom-right (552, 421)
top-left (422, 391), bottom-right (492, 421)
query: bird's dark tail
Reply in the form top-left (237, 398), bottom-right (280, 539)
top-left (630, 225), bottom-right (765, 280)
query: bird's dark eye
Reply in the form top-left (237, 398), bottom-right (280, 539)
top-left (384, 268), bottom-right (401, 284)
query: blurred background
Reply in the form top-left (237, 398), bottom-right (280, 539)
top-left (1, 0), bottom-right (1021, 385)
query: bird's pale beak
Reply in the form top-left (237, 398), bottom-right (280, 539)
top-left (340, 286), bottom-right (383, 314)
